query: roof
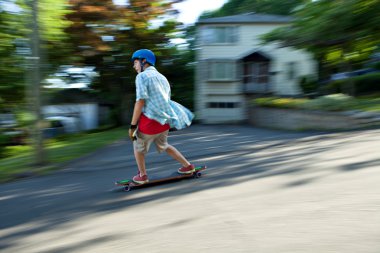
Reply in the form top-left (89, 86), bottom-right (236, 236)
top-left (240, 50), bottom-right (272, 61)
top-left (197, 13), bottom-right (293, 25)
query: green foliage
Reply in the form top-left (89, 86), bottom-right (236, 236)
top-left (0, 7), bottom-right (25, 107)
top-left (353, 73), bottom-right (380, 94)
top-left (262, 0), bottom-right (380, 72)
top-left (323, 79), bottom-right (344, 94)
top-left (352, 97), bottom-right (380, 111)
top-left (0, 133), bottom-right (10, 158)
top-left (371, 61), bottom-right (380, 70)
top-left (300, 94), bottom-right (357, 111)
top-left (14, 110), bottom-right (33, 126)
top-left (324, 73), bottom-right (380, 95)
top-left (253, 97), bottom-right (308, 109)
top-left (200, 0), bottom-right (304, 18)
top-left (299, 75), bottom-right (318, 94)
top-left (0, 0), bottom-right (74, 108)
top-left (253, 94), bottom-right (380, 112)
top-left (63, 0), bottom-right (187, 124)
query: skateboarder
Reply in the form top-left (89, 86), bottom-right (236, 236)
top-left (129, 49), bottom-right (195, 184)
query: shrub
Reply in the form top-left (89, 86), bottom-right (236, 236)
top-left (323, 73), bottom-right (380, 96)
top-left (253, 97), bottom-right (308, 109)
top-left (370, 61), bottom-right (380, 70)
top-left (322, 79), bottom-right (344, 94)
top-left (353, 72), bottom-right (380, 94)
top-left (300, 94), bottom-right (357, 111)
top-left (252, 94), bottom-right (363, 112)
top-left (299, 75), bottom-right (319, 95)
top-left (0, 133), bottom-right (11, 158)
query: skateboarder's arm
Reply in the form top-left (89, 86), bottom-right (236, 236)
top-left (131, 99), bottom-right (145, 126)
top-left (129, 99), bottom-right (145, 141)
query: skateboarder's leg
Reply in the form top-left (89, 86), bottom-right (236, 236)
top-left (132, 149), bottom-right (149, 184)
top-left (133, 131), bottom-right (154, 183)
top-left (134, 149), bottom-right (147, 176)
top-left (155, 131), bottom-right (194, 174)
top-left (165, 145), bottom-right (191, 168)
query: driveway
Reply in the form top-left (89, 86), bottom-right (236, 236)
top-left (1, 125), bottom-right (379, 252)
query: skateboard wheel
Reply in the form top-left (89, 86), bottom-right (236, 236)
top-left (195, 172), bottom-right (202, 178)
top-left (123, 185), bottom-right (131, 192)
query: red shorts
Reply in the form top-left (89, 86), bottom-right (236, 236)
top-left (138, 114), bottom-right (170, 135)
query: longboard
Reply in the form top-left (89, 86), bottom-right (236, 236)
top-left (115, 165), bottom-right (207, 192)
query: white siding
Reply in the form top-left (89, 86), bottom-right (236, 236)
top-left (42, 103), bottom-right (99, 131)
top-left (204, 81), bottom-right (242, 95)
top-left (202, 95), bottom-right (246, 124)
top-left (266, 44), bottom-right (317, 95)
top-left (195, 22), bottom-right (317, 123)
top-left (197, 24), bottom-right (285, 60)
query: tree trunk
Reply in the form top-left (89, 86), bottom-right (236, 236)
top-left (30, 0), bottom-right (46, 165)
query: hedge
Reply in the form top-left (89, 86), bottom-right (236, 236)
top-left (323, 72), bottom-right (380, 95)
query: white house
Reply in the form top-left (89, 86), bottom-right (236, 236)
top-left (42, 103), bottom-right (99, 133)
top-left (195, 13), bottom-right (317, 124)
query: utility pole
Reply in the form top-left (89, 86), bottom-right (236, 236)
top-left (29, 0), bottom-right (45, 165)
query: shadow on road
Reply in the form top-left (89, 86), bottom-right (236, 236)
top-left (1, 125), bottom-right (379, 251)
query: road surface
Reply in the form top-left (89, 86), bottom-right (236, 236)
top-left (1, 125), bottom-right (379, 252)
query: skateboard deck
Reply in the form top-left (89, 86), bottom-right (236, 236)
top-left (115, 165), bottom-right (206, 192)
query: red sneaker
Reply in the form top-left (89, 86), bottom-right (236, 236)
top-left (178, 164), bottom-right (195, 174)
top-left (132, 173), bottom-right (149, 184)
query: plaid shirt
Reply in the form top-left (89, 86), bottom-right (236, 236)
top-left (135, 66), bottom-right (193, 130)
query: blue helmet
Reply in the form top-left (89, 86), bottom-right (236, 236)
top-left (131, 49), bottom-right (156, 66)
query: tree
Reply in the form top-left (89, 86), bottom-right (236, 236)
top-left (64, 0), bottom-right (185, 125)
top-left (0, 0), bottom-right (72, 109)
top-left (0, 2), bottom-right (26, 109)
top-left (200, 0), bottom-right (305, 19)
top-left (262, 0), bottom-right (380, 94)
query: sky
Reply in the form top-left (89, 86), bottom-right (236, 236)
top-left (172, 0), bottom-right (228, 24)
top-left (1, 0), bottom-right (228, 25)
top-left (113, 0), bottom-right (228, 25)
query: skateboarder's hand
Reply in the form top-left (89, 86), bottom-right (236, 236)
top-left (129, 125), bottom-right (137, 141)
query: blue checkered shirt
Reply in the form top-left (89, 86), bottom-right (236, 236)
top-left (135, 66), bottom-right (194, 130)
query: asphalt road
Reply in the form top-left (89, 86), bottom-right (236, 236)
top-left (1, 125), bottom-right (380, 253)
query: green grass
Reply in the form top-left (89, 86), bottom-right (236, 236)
top-left (353, 98), bottom-right (380, 112)
top-left (253, 94), bottom-right (380, 112)
top-left (0, 127), bottom-right (127, 183)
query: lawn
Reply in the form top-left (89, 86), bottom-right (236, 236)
top-left (0, 127), bottom-right (127, 183)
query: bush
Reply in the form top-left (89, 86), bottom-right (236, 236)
top-left (0, 133), bottom-right (11, 158)
top-left (323, 72), bottom-right (380, 96)
top-left (253, 97), bottom-right (308, 109)
top-left (252, 94), bottom-right (364, 112)
top-left (299, 75), bottom-right (319, 95)
top-left (322, 79), bottom-right (344, 94)
top-left (353, 72), bottom-right (380, 94)
top-left (300, 94), bottom-right (357, 111)
top-left (370, 61), bottom-right (380, 70)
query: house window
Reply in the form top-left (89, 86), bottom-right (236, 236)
top-left (208, 102), bottom-right (240, 108)
top-left (208, 61), bottom-right (235, 81)
top-left (244, 62), bottom-right (269, 84)
top-left (287, 62), bottom-right (297, 80)
top-left (201, 26), bottom-right (238, 44)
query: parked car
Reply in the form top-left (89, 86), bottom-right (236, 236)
top-left (0, 113), bottom-right (17, 129)
top-left (329, 68), bottom-right (379, 82)
top-left (329, 72), bottom-right (353, 81)
top-left (43, 116), bottom-right (80, 138)
top-left (351, 68), bottom-right (379, 76)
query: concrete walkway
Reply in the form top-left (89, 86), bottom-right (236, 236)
top-left (1, 125), bottom-right (379, 252)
